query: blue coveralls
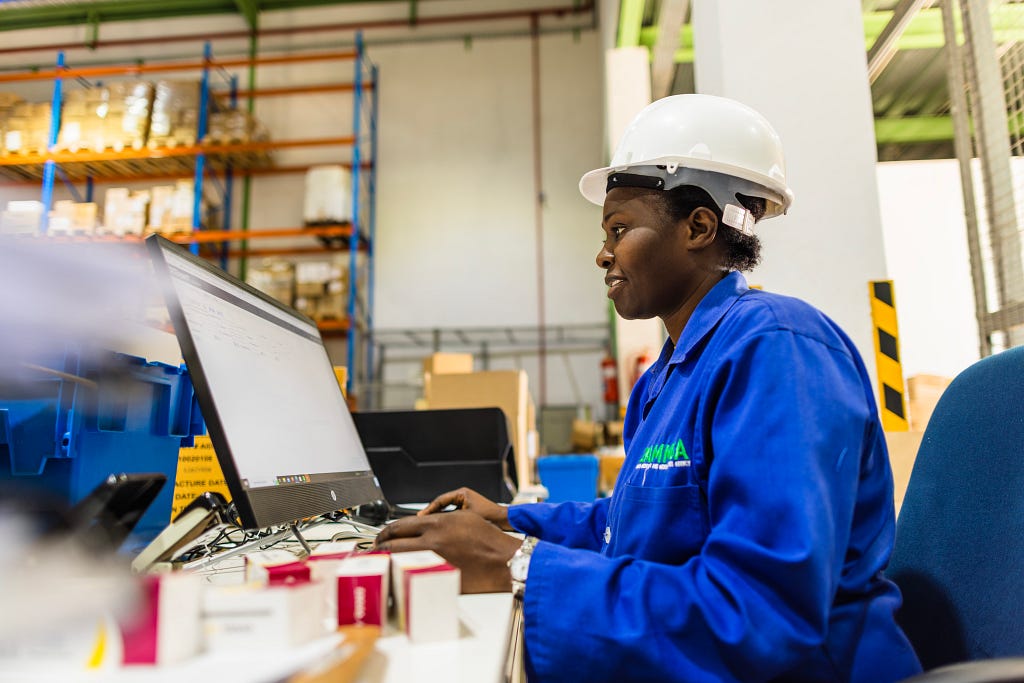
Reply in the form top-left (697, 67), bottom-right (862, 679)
top-left (507, 271), bottom-right (922, 682)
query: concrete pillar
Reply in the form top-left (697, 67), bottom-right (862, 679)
top-left (604, 46), bottom-right (666, 411)
top-left (692, 0), bottom-right (888, 386)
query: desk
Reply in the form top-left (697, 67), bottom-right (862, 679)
top-left (359, 594), bottom-right (514, 683)
top-left (0, 594), bottom-right (514, 683)
top-left (0, 520), bottom-right (516, 683)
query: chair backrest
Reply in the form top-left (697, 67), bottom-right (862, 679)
top-left (888, 346), bottom-right (1024, 670)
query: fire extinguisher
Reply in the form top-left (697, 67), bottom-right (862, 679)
top-left (601, 352), bottom-right (619, 406)
top-left (631, 350), bottom-right (652, 389)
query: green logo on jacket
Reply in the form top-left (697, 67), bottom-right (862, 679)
top-left (637, 439), bottom-right (691, 468)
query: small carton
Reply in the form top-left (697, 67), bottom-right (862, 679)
top-left (120, 572), bottom-right (202, 666)
top-left (333, 553), bottom-right (390, 628)
top-left (390, 550), bottom-right (460, 643)
top-left (202, 581), bottom-right (328, 651)
top-left (244, 549), bottom-right (310, 587)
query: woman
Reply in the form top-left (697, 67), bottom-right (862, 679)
top-left (375, 94), bottom-right (922, 682)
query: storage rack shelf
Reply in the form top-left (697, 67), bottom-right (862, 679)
top-left (0, 137), bottom-right (355, 181)
top-left (0, 37), bottom-right (378, 395)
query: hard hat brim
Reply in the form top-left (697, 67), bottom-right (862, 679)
top-left (578, 156), bottom-right (794, 216)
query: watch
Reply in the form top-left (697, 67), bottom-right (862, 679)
top-left (507, 536), bottom-right (538, 599)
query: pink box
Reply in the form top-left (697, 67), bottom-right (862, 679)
top-left (245, 549), bottom-right (311, 586)
top-left (309, 551), bottom-right (390, 628)
top-left (120, 572), bottom-right (202, 665)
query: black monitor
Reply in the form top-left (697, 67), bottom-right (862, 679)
top-left (352, 407), bottom-right (517, 507)
top-left (147, 235), bottom-right (382, 529)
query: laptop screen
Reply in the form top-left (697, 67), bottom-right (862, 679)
top-left (147, 235), bottom-right (381, 529)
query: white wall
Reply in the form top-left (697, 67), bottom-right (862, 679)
top-left (876, 159), bottom-right (981, 380)
top-left (0, 9), bottom-right (608, 413)
top-left (692, 0), bottom-right (889, 389)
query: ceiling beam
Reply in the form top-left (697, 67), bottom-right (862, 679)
top-left (650, 0), bottom-right (688, 99)
top-left (0, 0), bottom-right (410, 33)
top-left (874, 111), bottom-right (1024, 145)
top-left (637, 4), bottom-right (1024, 65)
top-left (866, 0), bottom-right (934, 84)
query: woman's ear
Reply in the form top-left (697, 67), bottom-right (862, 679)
top-left (686, 206), bottom-right (719, 249)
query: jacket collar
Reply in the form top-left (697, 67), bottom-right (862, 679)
top-left (662, 270), bottom-right (750, 367)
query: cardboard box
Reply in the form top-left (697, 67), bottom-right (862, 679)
top-left (571, 419), bottom-right (604, 451)
top-left (422, 352), bottom-right (474, 376)
top-left (424, 369), bottom-right (534, 486)
top-left (599, 449), bottom-right (626, 495)
top-left (886, 430), bottom-right (925, 516)
top-left (906, 374), bottom-right (952, 431)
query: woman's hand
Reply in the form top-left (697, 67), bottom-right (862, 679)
top-left (374, 510), bottom-right (523, 594)
top-left (418, 487), bottom-right (513, 531)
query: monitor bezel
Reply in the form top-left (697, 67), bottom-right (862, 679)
top-left (146, 234), bottom-right (381, 530)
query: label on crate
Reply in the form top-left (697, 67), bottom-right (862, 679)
top-left (172, 435), bottom-right (231, 519)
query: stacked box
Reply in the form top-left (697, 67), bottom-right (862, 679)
top-left (148, 80), bottom-right (201, 149)
top-left (56, 83), bottom-right (153, 153)
top-left (102, 187), bottom-right (150, 236)
top-left (293, 257), bottom-right (348, 322)
top-left (3, 102), bottom-right (52, 155)
top-left (0, 200), bottom-right (43, 235)
top-left (57, 88), bottom-right (103, 152)
top-left (106, 80), bottom-right (153, 151)
top-left (206, 109), bottom-right (269, 145)
top-left (0, 93), bottom-right (24, 155)
top-left (48, 200), bottom-right (98, 235)
top-left (246, 259), bottom-right (296, 307)
top-left (166, 179), bottom-right (198, 233)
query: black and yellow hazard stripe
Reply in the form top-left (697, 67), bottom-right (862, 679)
top-left (869, 280), bottom-right (908, 431)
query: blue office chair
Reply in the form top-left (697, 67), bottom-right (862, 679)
top-left (888, 346), bottom-right (1024, 682)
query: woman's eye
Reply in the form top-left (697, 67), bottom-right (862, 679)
top-left (611, 225), bottom-right (626, 239)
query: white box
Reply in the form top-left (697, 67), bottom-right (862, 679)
top-left (390, 550), bottom-right (460, 643)
top-left (244, 548), bottom-right (310, 587)
top-left (303, 164), bottom-right (352, 224)
top-left (120, 572), bottom-right (202, 666)
top-left (310, 553), bottom-right (390, 628)
top-left (1, 200), bottom-right (42, 235)
top-left (202, 581), bottom-right (328, 652)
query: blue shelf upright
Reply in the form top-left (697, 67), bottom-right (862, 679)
top-left (39, 51), bottom-right (64, 234)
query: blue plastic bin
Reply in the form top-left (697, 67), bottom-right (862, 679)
top-left (0, 347), bottom-right (204, 545)
top-left (537, 454), bottom-right (600, 503)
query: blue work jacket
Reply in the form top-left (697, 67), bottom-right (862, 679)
top-left (508, 271), bottom-right (921, 682)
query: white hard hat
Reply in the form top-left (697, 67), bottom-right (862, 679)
top-left (579, 94), bottom-right (794, 233)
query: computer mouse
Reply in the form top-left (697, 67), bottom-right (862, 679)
top-left (355, 499), bottom-right (390, 525)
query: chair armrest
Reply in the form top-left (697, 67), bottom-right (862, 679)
top-left (901, 659), bottom-right (1024, 683)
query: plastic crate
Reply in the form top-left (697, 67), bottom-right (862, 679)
top-left (0, 348), bottom-right (204, 546)
top-left (537, 454), bottom-right (600, 504)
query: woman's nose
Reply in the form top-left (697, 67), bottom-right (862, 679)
top-left (596, 245), bottom-right (613, 269)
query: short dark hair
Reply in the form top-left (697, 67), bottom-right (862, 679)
top-left (655, 185), bottom-right (763, 272)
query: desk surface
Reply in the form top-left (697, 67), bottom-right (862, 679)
top-left (0, 519), bottom-right (515, 683)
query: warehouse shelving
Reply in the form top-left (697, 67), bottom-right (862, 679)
top-left (0, 35), bottom-right (378, 397)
